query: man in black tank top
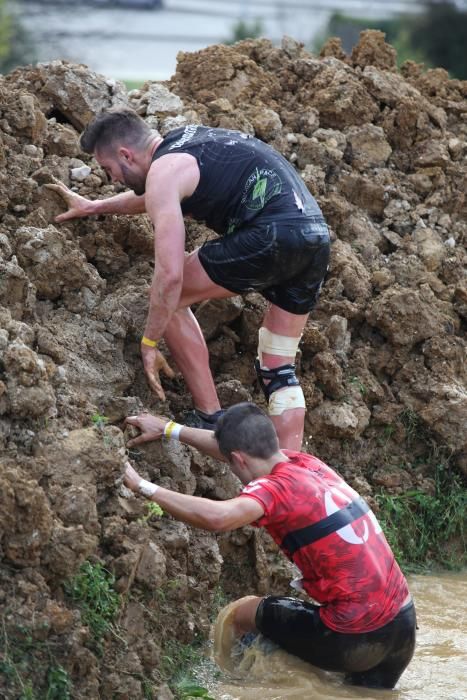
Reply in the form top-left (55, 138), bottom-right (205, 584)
top-left (48, 110), bottom-right (330, 450)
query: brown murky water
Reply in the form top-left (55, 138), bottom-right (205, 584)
top-left (210, 573), bottom-right (467, 700)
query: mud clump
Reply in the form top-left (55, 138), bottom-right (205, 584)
top-left (0, 30), bottom-right (466, 698)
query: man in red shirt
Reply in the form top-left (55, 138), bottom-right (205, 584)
top-left (123, 403), bottom-right (416, 689)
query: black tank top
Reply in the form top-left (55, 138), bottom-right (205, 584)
top-left (151, 125), bottom-right (324, 236)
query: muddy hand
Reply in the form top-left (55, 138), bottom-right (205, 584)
top-left (44, 178), bottom-right (94, 222)
top-left (124, 413), bottom-right (167, 446)
top-left (141, 345), bottom-right (175, 401)
top-left (123, 461), bottom-right (142, 491)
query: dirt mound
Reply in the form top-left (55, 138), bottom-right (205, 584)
top-left (0, 31), bottom-right (466, 698)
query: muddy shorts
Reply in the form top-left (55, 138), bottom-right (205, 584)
top-left (256, 596), bottom-right (416, 689)
top-left (198, 216), bottom-right (330, 315)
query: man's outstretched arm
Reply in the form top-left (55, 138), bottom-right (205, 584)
top-left (124, 462), bottom-right (263, 531)
top-left (125, 413), bottom-right (226, 462)
top-left (46, 181), bottom-right (147, 221)
top-left (137, 154), bottom-right (200, 399)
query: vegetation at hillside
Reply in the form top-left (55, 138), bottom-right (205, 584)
top-left (320, 0), bottom-right (467, 78)
top-left (0, 1), bottom-right (36, 74)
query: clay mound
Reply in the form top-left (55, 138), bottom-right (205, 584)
top-left (0, 30), bottom-right (466, 699)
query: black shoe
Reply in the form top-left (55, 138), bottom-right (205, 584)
top-left (183, 408), bottom-right (226, 430)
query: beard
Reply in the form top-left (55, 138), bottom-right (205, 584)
top-left (121, 164), bottom-right (146, 196)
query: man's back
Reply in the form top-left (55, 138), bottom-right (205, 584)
top-left (240, 451), bottom-right (410, 633)
top-left (152, 125), bottom-right (324, 235)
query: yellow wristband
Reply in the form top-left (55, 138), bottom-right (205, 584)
top-left (164, 420), bottom-right (182, 440)
top-left (142, 336), bottom-right (158, 348)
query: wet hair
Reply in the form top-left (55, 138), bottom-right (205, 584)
top-left (214, 403), bottom-right (279, 460)
top-left (80, 109), bottom-right (152, 155)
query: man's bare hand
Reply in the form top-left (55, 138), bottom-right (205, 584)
top-left (123, 461), bottom-right (143, 491)
top-left (141, 345), bottom-right (175, 400)
top-left (125, 413), bottom-right (168, 446)
top-left (45, 179), bottom-right (95, 222)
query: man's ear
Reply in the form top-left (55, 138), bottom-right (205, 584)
top-left (230, 450), bottom-right (247, 470)
top-left (119, 146), bottom-right (133, 163)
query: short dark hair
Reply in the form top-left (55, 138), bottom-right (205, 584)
top-left (80, 109), bottom-right (152, 154)
top-left (214, 403), bottom-right (279, 460)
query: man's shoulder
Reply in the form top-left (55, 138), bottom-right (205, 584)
top-left (241, 476), bottom-right (273, 496)
top-left (281, 450), bottom-right (330, 471)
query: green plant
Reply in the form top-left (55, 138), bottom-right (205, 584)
top-left (177, 682), bottom-right (215, 700)
top-left (225, 18), bottom-right (263, 44)
top-left (376, 459), bottom-right (466, 572)
top-left (0, 0), bottom-right (36, 73)
top-left (19, 684), bottom-right (36, 700)
top-left (1, 617), bottom-right (73, 700)
top-left (45, 665), bottom-right (72, 700)
top-left (123, 79), bottom-right (144, 91)
top-left (91, 412), bottom-right (109, 429)
top-left (142, 678), bottom-right (157, 699)
top-left (399, 408), bottom-right (422, 447)
top-left (160, 639), bottom-right (203, 680)
top-left (64, 561), bottom-right (120, 652)
top-left (138, 501), bottom-right (164, 524)
top-left (158, 636), bottom-right (218, 698)
top-left (349, 375), bottom-right (367, 396)
top-left (209, 585), bottom-right (229, 622)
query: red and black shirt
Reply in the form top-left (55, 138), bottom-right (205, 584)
top-left (239, 451), bottom-right (409, 633)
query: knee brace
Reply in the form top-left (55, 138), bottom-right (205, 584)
top-left (256, 327), bottom-right (305, 416)
top-left (257, 327), bottom-right (301, 366)
top-left (254, 359), bottom-right (305, 414)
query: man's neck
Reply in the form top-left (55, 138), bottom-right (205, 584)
top-left (149, 132), bottom-right (163, 158)
top-left (249, 449), bottom-right (290, 477)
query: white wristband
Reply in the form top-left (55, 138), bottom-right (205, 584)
top-left (163, 420), bottom-right (182, 441)
top-left (138, 479), bottom-right (159, 498)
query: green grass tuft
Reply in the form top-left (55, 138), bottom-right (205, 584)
top-left (64, 561), bottom-right (120, 652)
top-left (376, 459), bottom-right (466, 572)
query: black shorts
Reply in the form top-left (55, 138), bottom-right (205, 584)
top-left (198, 217), bottom-right (330, 315)
top-left (256, 596), bottom-right (416, 689)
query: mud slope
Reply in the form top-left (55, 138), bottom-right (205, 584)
top-left (0, 32), bottom-right (466, 698)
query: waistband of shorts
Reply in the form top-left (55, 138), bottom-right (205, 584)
top-left (399, 594), bottom-right (414, 614)
top-left (255, 212), bottom-right (327, 228)
top-left (303, 214), bottom-right (327, 225)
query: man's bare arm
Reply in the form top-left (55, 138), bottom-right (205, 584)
top-left (142, 154), bottom-right (199, 341)
top-left (125, 414), bottom-right (226, 462)
top-left (137, 154), bottom-right (199, 397)
top-left (46, 181), bottom-right (146, 221)
top-left (124, 462), bottom-right (264, 531)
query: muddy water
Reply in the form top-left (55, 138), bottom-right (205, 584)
top-left (210, 573), bottom-right (467, 700)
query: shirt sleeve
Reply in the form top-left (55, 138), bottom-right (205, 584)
top-left (238, 477), bottom-right (278, 526)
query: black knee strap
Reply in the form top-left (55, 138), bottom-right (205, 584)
top-left (254, 358), bottom-right (300, 402)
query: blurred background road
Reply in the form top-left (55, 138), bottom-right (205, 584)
top-left (4, 0), bottom-right (467, 83)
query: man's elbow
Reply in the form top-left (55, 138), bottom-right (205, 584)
top-left (151, 273), bottom-right (182, 300)
top-left (204, 513), bottom-right (235, 533)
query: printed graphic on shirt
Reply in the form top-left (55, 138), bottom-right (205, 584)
top-left (168, 124), bottom-right (199, 150)
top-left (242, 167), bottom-right (282, 211)
top-left (226, 218), bottom-right (240, 235)
top-left (325, 486), bottom-right (382, 545)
